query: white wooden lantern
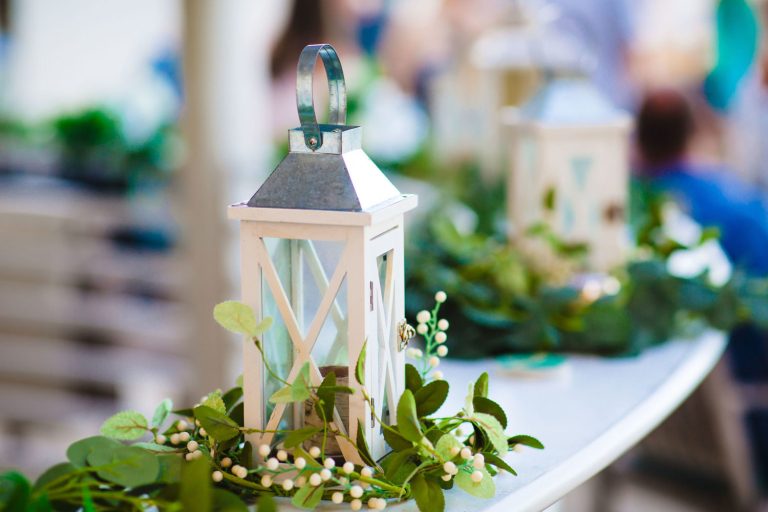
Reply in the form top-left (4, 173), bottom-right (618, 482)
top-left (504, 75), bottom-right (631, 271)
top-left (228, 45), bottom-right (417, 463)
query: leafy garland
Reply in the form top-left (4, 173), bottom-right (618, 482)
top-left (405, 180), bottom-right (768, 357)
top-left (0, 296), bottom-right (542, 512)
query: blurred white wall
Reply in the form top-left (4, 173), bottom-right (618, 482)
top-left (3, 0), bottom-right (180, 120)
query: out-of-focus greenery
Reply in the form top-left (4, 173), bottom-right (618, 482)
top-left (404, 167), bottom-right (768, 357)
top-left (0, 107), bottom-right (176, 193)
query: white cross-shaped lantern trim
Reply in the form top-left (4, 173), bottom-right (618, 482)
top-left (229, 196), bottom-right (417, 463)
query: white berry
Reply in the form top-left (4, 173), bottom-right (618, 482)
top-left (443, 461), bottom-right (457, 475)
top-left (416, 310), bottom-right (430, 324)
top-left (433, 371), bottom-right (444, 380)
top-left (350, 485), bottom-right (364, 498)
top-left (435, 291), bottom-right (447, 303)
top-left (294, 457), bottom-right (307, 469)
top-left (155, 434), bottom-right (167, 445)
top-left (473, 454), bottom-right (485, 469)
top-left (295, 476), bottom-right (306, 487)
top-left (199, 428), bottom-right (207, 437)
top-left (437, 319), bottom-right (449, 331)
top-left (257, 444), bottom-right (270, 457)
top-left (170, 433), bottom-right (180, 445)
top-left (429, 356), bottom-right (440, 367)
top-left (187, 440), bottom-right (199, 452)
top-left (212, 470), bottom-right (223, 482)
top-left (368, 497), bottom-right (378, 509)
top-left (309, 473), bottom-right (322, 487)
top-left (179, 432), bottom-right (191, 442)
top-left (185, 453), bottom-right (194, 461)
top-left (309, 446), bottom-right (321, 458)
top-left (351, 499), bottom-right (362, 511)
top-left (361, 466), bottom-right (373, 478)
top-left (332, 491), bottom-right (344, 504)
top-left (266, 457), bottom-right (279, 471)
top-left (176, 420), bottom-right (189, 431)
top-left (320, 468), bottom-right (332, 481)
top-left (416, 323), bottom-right (428, 335)
top-left (261, 475), bottom-right (272, 487)
top-left (277, 449), bottom-right (288, 461)
top-left (220, 457), bottom-right (232, 468)
top-left (343, 461), bottom-right (355, 474)
top-left (449, 446), bottom-right (460, 456)
top-left (282, 479), bottom-right (294, 491)
top-left (441, 473), bottom-right (452, 481)
top-left (460, 447), bottom-right (472, 459)
top-left (324, 457), bottom-right (335, 469)
top-left (471, 470), bottom-right (484, 482)
top-left (437, 345), bottom-right (448, 357)
top-left (435, 332), bottom-right (447, 344)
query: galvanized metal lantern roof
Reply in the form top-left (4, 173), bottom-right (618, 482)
top-left (248, 44), bottom-right (402, 212)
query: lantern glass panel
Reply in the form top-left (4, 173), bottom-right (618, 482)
top-left (260, 236), bottom-right (350, 432)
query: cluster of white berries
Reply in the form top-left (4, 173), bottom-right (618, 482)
top-left (209, 443), bottom-right (390, 510)
top-left (441, 446), bottom-right (486, 483)
top-left (406, 292), bottom-right (450, 380)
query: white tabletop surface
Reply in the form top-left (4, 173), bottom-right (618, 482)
top-left (285, 330), bottom-right (727, 512)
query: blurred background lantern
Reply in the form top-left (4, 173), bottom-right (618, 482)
top-left (503, 58), bottom-right (632, 271)
top-left (228, 44), bottom-right (417, 462)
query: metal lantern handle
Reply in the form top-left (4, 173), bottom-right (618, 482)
top-left (296, 44), bottom-right (347, 151)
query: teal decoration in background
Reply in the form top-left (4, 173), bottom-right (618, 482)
top-left (571, 157), bottom-right (592, 191)
top-left (704, 0), bottom-right (758, 111)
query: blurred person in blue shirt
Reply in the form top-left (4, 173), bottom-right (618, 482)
top-left (635, 89), bottom-right (768, 276)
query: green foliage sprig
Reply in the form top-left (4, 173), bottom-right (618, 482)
top-left (1, 298), bottom-right (542, 512)
top-left (406, 180), bottom-right (768, 357)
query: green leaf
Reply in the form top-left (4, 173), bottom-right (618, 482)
top-left (222, 387), bottom-right (244, 412)
top-left (212, 489), bottom-right (249, 512)
top-left (455, 467), bottom-right (495, 498)
top-left (435, 433), bottom-right (462, 461)
top-left (473, 396), bottom-right (507, 429)
top-left (405, 364), bottom-right (423, 392)
top-left (181, 457), bottom-right (212, 512)
top-left (229, 403), bottom-right (245, 427)
top-left (396, 389), bottom-right (423, 443)
top-left (356, 422), bottom-right (377, 468)
top-left (100, 410), bottom-right (148, 440)
top-left (194, 405), bottom-right (241, 442)
top-left (291, 483), bottom-right (324, 509)
top-left (203, 390), bottom-right (227, 415)
top-left (471, 413), bottom-right (507, 455)
top-left (33, 463), bottom-right (77, 491)
top-left (481, 452), bottom-right (517, 476)
top-left (473, 372), bottom-right (489, 398)
top-left (283, 427), bottom-right (322, 449)
top-left (381, 449), bottom-right (417, 485)
top-left (131, 442), bottom-right (180, 453)
top-left (355, 341), bottom-right (367, 386)
top-left (508, 435), bottom-right (544, 449)
top-left (213, 301), bottom-right (267, 336)
top-left (87, 445), bottom-right (160, 488)
top-left (414, 380), bottom-right (449, 417)
top-left (269, 363), bottom-right (311, 404)
top-left (315, 372), bottom-right (337, 423)
top-left (412, 474), bottom-right (445, 512)
top-left (66, 436), bottom-right (121, 468)
top-left (256, 494), bottom-right (277, 512)
top-left (383, 426), bottom-right (412, 452)
top-left (157, 454), bottom-right (183, 483)
top-left (0, 471), bottom-right (31, 512)
top-left (152, 399), bottom-right (173, 428)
